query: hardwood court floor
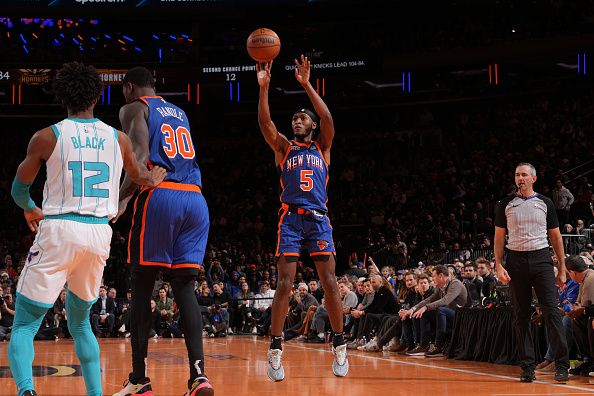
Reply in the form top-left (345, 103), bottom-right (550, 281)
top-left (2, 336), bottom-right (594, 395)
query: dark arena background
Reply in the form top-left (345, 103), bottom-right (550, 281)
top-left (0, 1), bottom-right (593, 395)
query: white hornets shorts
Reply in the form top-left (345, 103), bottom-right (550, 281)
top-left (17, 218), bottom-right (112, 306)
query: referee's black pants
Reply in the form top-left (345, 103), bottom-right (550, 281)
top-left (507, 248), bottom-right (569, 371)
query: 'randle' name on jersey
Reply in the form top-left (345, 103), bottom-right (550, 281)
top-left (155, 106), bottom-right (184, 122)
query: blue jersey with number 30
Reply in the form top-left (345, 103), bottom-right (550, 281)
top-left (279, 140), bottom-right (328, 212)
top-left (140, 96), bottom-right (202, 187)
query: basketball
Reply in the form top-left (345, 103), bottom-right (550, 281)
top-left (246, 28), bottom-right (281, 62)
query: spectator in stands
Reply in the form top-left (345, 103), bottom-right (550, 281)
top-left (234, 282), bottom-right (256, 333)
top-left (0, 271), bottom-right (12, 288)
top-left (211, 282), bottom-right (232, 333)
top-left (568, 219), bottom-right (590, 254)
top-left (361, 271), bottom-right (416, 353)
top-left (462, 262), bottom-right (483, 305)
top-left (226, 271), bottom-right (242, 299)
top-left (381, 266), bottom-right (395, 288)
top-left (348, 274), bottom-right (399, 348)
top-left (338, 279), bottom-right (358, 328)
top-left (156, 287), bottom-right (175, 335)
top-left (402, 264), bottom-right (467, 357)
top-left (107, 288), bottom-right (119, 336)
top-left (116, 289), bottom-right (132, 337)
top-left (344, 258), bottom-right (366, 278)
top-left (35, 308), bottom-right (60, 341)
top-left (563, 255), bottom-right (594, 376)
top-left (0, 292), bottom-right (15, 341)
top-left (206, 304), bottom-right (228, 338)
top-left (196, 284), bottom-right (213, 331)
top-left (207, 259), bottom-right (227, 285)
top-left (161, 282), bottom-right (173, 299)
top-left (148, 299), bottom-right (161, 338)
top-left (552, 179), bottom-right (575, 227)
top-left (90, 286), bottom-right (116, 337)
top-left (285, 283), bottom-right (320, 341)
top-left (354, 277), bottom-right (366, 304)
top-left (476, 257), bottom-right (496, 298)
top-left (308, 279), bottom-right (324, 303)
top-left (253, 281), bottom-right (275, 335)
top-left (0, 255), bottom-right (10, 272)
top-left (405, 273), bottom-right (436, 356)
top-left (393, 272), bottom-right (419, 353)
top-left (53, 288), bottom-right (69, 338)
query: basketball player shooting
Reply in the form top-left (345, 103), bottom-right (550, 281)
top-left (256, 55), bottom-right (349, 381)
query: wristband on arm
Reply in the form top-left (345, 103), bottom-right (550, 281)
top-left (11, 177), bottom-right (36, 211)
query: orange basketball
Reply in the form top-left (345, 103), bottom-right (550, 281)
top-left (246, 28), bottom-right (281, 62)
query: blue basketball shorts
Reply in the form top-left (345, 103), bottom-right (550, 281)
top-left (128, 182), bottom-right (209, 275)
top-left (275, 205), bottom-right (335, 258)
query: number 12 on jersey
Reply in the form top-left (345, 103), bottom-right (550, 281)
top-left (68, 161), bottom-right (110, 198)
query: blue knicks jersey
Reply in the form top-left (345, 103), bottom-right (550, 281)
top-left (140, 96), bottom-right (202, 187)
top-left (279, 140), bottom-right (328, 212)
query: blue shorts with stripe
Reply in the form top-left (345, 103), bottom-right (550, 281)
top-left (275, 207), bottom-right (335, 258)
top-left (128, 182), bottom-right (209, 276)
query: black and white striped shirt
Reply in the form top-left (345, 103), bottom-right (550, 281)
top-left (494, 194), bottom-right (559, 251)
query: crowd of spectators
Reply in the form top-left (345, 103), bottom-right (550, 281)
top-left (0, 78), bottom-right (592, 362)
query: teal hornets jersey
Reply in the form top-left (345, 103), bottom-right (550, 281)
top-left (43, 118), bottom-right (124, 219)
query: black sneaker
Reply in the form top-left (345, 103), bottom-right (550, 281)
top-left (424, 344), bottom-right (444, 358)
top-left (520, 368), bottom-right (536, 383)
top-left (569, 361), bottom-right (591, 376)
top-left (22, 391), bottom-right (37, 396)
top-left (308, 336), bottom-right (325, 344)
top-left (554, 366), bottom-right (569, 382)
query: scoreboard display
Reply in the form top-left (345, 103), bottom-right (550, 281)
top-left (0, 57), bottom-right (369, 86)
top-left (2, 0), bottom-right (315, 6)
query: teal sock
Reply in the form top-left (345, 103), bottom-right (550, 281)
top-left (66, 290), bottom-right (102, 396)
top-left (8, 294), bottom-right (52, 396)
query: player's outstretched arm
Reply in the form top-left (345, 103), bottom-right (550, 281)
top-left (256, 61), bottom-right (290, 164)
top-left (11, 128), bottom-right (55, 232)
top-left (294, 55), bottom-right (335, 154)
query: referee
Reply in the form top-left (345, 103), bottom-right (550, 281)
top-left (494, 162), bottom-right (569, 383)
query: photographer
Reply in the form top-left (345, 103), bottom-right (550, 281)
top-left (562, 255), bottom-right (594, 376)
top-left (210, 282), bottom-right (232, 334)
top-left (206, 304), bottom-right (228, 337)
top-left (0, 293), bottom-right (15, 341)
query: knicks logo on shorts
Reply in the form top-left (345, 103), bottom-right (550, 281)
top-left (27, 250), bottom-right (39, 263)
top-left (317, 240), bottom-right (329, 250)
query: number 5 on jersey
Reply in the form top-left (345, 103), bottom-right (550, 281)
top-left (161, 123), bottom-right (195, 159)
top-left (300, 170), bottom-right (314, 191)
